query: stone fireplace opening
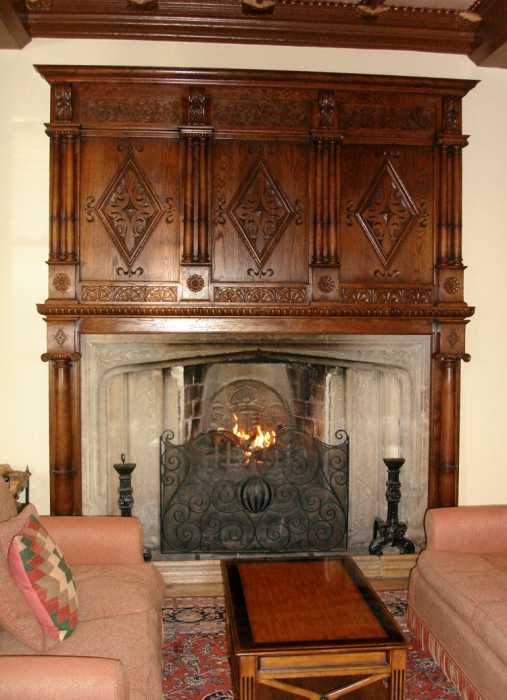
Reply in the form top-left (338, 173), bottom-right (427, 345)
top-left (81, 333), bottom-right (430, 557)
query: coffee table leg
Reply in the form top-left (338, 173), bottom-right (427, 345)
top-left (388, 649), bottom-right (407, 700)
top-left (238, 656), bottom-right (257, 700)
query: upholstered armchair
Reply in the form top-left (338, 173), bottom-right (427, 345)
top-left (0, 476), bottom-right (165, 700)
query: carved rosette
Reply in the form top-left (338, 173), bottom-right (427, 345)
top-left (186, 275), bottom-right (205, 293)
top-left (53, 273), bottom-right (71, 292)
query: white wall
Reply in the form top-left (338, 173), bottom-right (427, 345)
top-left (1, 39), bottom-right (506, 514)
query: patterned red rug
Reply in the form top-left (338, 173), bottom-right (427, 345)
top-left (162, 591), bottom-right (462, 700)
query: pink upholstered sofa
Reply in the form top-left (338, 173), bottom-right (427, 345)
top-left (408, 505), bottom-right (507, 700)
top-left (0, 477), bottom-right (166, 700)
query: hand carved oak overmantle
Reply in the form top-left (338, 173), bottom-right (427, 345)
top-left (35, 66), bottom-right (476, 517)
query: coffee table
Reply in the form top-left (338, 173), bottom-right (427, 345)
top-left (221, 557), bottom-right (410, 700)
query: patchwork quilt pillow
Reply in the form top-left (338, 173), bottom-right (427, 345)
top-left (7, 514), bottom-right (78, 641)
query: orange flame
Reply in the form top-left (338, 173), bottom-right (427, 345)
top-left (252, 424), bottom-right (276, 449)
top-left (232, 414), bottom-right (276, 449)
top-left (232, 414), bottom-right (252, 443)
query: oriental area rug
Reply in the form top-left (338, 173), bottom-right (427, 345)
top-left (162, 591), bottom-right (462, 700)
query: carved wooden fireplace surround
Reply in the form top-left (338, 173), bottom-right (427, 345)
top-left (35, 66), bottom-right (476, 518)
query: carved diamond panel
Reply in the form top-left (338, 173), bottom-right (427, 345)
top-left (227, 158), bottom-right (295, 270)
top-left (356, 159), bottom-right (419, 268)
top-left (96, 151), bottom-right (164, 269)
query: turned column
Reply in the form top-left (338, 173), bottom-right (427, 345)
top-left (46, 124), bottom-right (80, 263)
top-left (310, 134), bottom-right (342, 266)
top-left (42, 352), bottom-right (81, 515)
top-left (432, 350), bottom-right (471, 507)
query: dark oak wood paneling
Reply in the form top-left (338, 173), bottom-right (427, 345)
top-left (35, 66), bottom-right (476, 517)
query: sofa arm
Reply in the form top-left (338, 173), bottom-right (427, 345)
top-left (0, 657), bottom-right (130, 700)
top-left (39, 516), bottom-right (145, 566)
top-left (425, 505), bottom-right (507, 554)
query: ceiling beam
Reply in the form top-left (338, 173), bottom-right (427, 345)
top-left (469, 0), bottom-right (507, 68)
top-left (0, 1), bottom-right (31, 49)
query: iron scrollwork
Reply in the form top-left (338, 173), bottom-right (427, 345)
top-left (160, 426), bottom-right (349, 556)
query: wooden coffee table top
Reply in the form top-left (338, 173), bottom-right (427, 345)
top-left (221, 557), bottom-right (409, 653)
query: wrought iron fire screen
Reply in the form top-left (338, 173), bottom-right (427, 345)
top-left (160, 426), bottom-right (349, 556)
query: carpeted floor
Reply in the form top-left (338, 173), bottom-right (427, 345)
top-left (162, 591), bottom-right (462, 700)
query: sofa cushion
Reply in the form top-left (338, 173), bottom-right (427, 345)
top-left (8, 513), bottom-right (78, 641)
top-left (71, 563), bottom-right (165, 622)
top-left (418, 549), bottom-right (507, 626)
top-left (0, 505), bottom-right (58, 652)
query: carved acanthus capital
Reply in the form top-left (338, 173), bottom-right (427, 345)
top-left (435, 133), bottom-right (469, 150)
top-left (434, 352), bottom-right (471, 364)
top-left (41, 352), bottom-right (81, 365)
top-left (310, 130), bottom-right (344, 147)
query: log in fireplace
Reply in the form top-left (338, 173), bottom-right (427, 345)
top-left (36, 67), bottom-right (475, 553)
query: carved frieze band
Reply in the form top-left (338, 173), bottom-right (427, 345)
top-left (81, 99), bottom-right (180, 124)
top-left (37, 304), bottom-right (474, 319)
top-left (339, 104), bottom-right (434, 132)
top-left (311, 132), bottom-right (343, 265)
top-left (341, 288), bottom-right (432, 304)
top-left (214, 287), bottom-right (307, 303)
top-left (81, 285), bottom-right (178, 302)
top-left (46, 125), bottom-right (80, 263)
top-left (213, 100), bottom-right (311, 127)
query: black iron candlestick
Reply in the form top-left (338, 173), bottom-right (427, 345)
top-left (113, 454), bottom-right (136, 517)
top-left (113, 455), bottom-right (152, 561)
top-left (369, 457), bottom-right (416, 556)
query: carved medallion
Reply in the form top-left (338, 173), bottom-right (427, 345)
top-left (318, 276), bottom-right (336, 294)
top-left (186, 274), bottom-right (205, 293)
top-left (93, 149), bottom-right (164, 273)
top-left (53, 273), bottom-right (71, 291)
top-left (443, 277), bottom-right (460, 294)
top-left (356, 159), bottom-right (419, 268)
top-left (227, 158), bottom-right (296, 273)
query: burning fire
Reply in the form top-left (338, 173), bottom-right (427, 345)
top-left (232, 414), bottom-right (276, 449)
